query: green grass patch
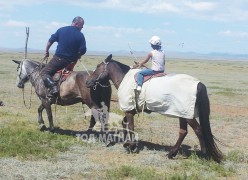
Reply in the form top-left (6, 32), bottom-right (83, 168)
top-left (0, 111), bottom-right (24, 118)
top-left (226, 150), bottom-right (247, 163)
top-left (109, 108), bottom-right (124, 116)
top-left (106, 165), bottom-right (165, 179)
top-left (209, 86), bottom-right (246, 96)
top-left (216, 91), bottom-right (236, 96)
top-left (0, 126), bottom-right (83, 160)
top-left (179, 154), bottom-right (235, 178)
top-left (105, 162), bottom-right (235, 180)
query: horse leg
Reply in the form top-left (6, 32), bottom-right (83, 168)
top-left (87, 115), bottom-right (96, 132)
top-left (123, 110), bottom-right (138, 153)
top-left (38, 104), bottom-right (46, 131)
top-left (168, 118), bottom-right (188, 159)
top-left (186, 118), bottom-right (207, 154)
top-left (44, 104), bottom-right (54, 132)
top-left (122, 111), bottom-right (136, 142)
top-left (121, 116), bottom-right (128, 139)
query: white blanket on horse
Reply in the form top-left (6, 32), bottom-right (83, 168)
top-left (117, 69), bottom-right (200, 119)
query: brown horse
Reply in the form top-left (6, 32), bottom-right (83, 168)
top-left (13, 59), bottom-right (111, 132)
top-left (86, 54), bottom-right (223, 163)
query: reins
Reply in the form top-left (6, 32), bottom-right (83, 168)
top-left (42, 57), bottom-right (48, 64)
top-left (78, 59), bottom-right (91, 75)
top-left (22, 85), bottom-right (33, 109)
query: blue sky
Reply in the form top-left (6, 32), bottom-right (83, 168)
top-left (0, 0), bottom-right (248, 54)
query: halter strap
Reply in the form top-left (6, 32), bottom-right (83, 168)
top-left (93, 62), bottom-right (110, 90)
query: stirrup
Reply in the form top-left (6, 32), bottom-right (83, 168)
top-left (47, 93), bottom-right (57, 99)
top-left (47, 87), bottom-right (58, 98)
top-left (50, 86), bottom-right (58, 95)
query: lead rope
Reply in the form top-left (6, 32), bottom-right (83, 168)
top-left (22, 85), bottom-right (33, 109)
top-left (82, 104), bottom-right (86, 119)
top-left (78, 59), bottom-right (90, 75)
top-left (54, 97), bottom-right (59, 125)
top-left (141, 88), bottom-right (146, 120)
top-left (53, 73), bottom-right (63, 125)
top-left (40, 56), bottom-right (48, 64)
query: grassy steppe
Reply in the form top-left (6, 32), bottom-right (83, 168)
top-left (0, 52), bottom-right (248, 179)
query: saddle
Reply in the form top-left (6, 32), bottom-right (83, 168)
top-left (46, 63), bottom-right (76, 101)
top-left (134, 71), bottom-right (166, 84)
top-left (45, 69), bottom-right (71, 102)
top-left (53, 69), bottom-right (72, 83)
top-left (52, 62), bottom-right (76, 86)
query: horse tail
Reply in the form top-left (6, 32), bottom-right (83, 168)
top-left (197, 82), bottom-right (223, 163)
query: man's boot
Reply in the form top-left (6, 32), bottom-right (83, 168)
top-left (43, 77), bottom-right (59, 98)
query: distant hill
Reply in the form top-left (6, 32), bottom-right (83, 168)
top-left (165, 51), bottom-right (248, 61)
top-left (0, 47), bottom-right (248, 61)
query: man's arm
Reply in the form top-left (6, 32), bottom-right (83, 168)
top-left (45, 41), bottom-right (53, 58)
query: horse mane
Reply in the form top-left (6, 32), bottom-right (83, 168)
top-left (24, 60), bottom-right (46, 87)
top-left (110, 59), bottom-right (130, 74)
top-left (25, 59), bottom-right (45, 68)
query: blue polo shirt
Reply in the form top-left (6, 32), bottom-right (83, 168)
top-left (49, 26), bottom-right (86, 61)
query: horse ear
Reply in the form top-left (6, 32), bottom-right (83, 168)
top-left (105, 54), bottom-right (112, 63)
top-left (12, 60), bottom-right (21, 64)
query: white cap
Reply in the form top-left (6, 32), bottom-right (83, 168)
top-left (149, 35), bottom-right (161, 46)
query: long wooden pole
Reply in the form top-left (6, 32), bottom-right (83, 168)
top-left (24, 27), bottom-right (29, 59)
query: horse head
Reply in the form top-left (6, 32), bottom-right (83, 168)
top-left (12, 59), bottom-right (39, 88)
top-left (86, 54), bottom-right (112, 88)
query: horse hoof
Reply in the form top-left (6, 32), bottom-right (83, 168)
top-left (168, 150), bottom-right (178, 159)
top-left (123, 142), bottom-right (131, 153)
top-left (123, 142), bottom-right (129, 148)
top-left (0, 101), bottom-right (4, 106)
top-left (123, 141), bottom-right (139, 154)
top-left (124, 146), bottom-right (131, 154)
top-left (39, 124), bottom-right (46, 131)
top-left (106, 141), bottom-right (116, 147)
top-left (49, 128), bottom-right (55, 133)
top-left (130, 145), bottom-right (139, 153)
top-left (167, 153), bottom-right (173, 159)
top-left (86, 128), bottom-right (93, 133)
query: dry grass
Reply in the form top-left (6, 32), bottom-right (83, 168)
top-left (1, 52), bottom-right (248, 179)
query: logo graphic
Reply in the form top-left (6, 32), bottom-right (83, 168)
top-left (77, 102), bottom-right (139, 144)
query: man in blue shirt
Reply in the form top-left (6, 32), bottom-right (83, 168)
top-left (40, 16), bottom-right (87, 99)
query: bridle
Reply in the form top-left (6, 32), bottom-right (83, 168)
top-left (17, 61), bottom-right (26, 80)
top-left (92, 60), bottom-right (120, 90)
top-left (17, 60), bottom-right (41, 81)
top-left (92, 61), bottom-right (110, 90)
top-left (17, 60), bottom-right (41, 109)
top-left (96, 61), bottom-right (109, 82)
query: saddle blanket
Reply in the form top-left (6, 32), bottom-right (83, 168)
top-left (118, 69), bottom-right (200, 119)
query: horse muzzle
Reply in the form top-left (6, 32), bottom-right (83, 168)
top-left (17, 83), bottom-right (24, 88)
top-left (17, 81), bottom-right (25, 88)
top-left (16, 76), bottom-right (28, 88)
